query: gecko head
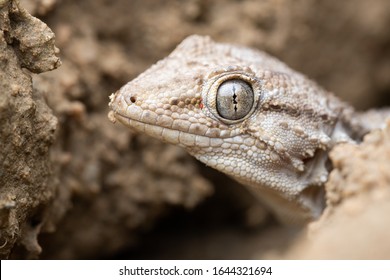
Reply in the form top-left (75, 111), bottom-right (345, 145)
top-left (109, 35), bottom-right (267, 155)
top-left (109, 35), bottom-right (336, 209)
top-left (109, 36), bottom-right (258, 141)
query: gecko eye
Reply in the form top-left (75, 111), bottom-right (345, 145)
top-left (203, 68), bottom-right (261, 124)
top-left (216, 79), bottom-right (254, 120)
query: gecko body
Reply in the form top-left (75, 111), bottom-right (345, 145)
top-left (109, 35), bottom-right (388, 224)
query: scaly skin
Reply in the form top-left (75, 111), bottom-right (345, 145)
top-left (109, 35), bottom-right (388, 224)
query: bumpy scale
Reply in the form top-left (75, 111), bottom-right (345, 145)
top-left (109, 35), bottom-right (389, 224)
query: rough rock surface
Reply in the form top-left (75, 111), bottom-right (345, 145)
top-left (0, 0), bottom-right (60, 258)
top-left (287, 121), bottom-right (390, 259)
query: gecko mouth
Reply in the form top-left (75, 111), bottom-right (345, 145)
top-left (112, 110), bottom-right (224, 149)
top-left (109, 91), bottom-right (237, 148)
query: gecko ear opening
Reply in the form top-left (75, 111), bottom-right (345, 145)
top-left (202, 66), bottom-right (263, 124)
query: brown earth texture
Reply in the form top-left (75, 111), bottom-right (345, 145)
top-left (1, 0), bottom-right (390, 259)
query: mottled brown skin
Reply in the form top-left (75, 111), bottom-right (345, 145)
top-left (109, 35), bottom-right (389, 224)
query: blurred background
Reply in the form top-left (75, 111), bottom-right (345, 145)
top-left (10, 0), bottom-right (390, 259)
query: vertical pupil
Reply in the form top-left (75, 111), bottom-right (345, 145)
top-left (232, 89), bottom-right (238, 112)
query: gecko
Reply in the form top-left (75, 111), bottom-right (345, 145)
top-left (108, 35), bottom-right (389, 224)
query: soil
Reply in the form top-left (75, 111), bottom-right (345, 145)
top-left (1, 0), bottom-right (389, 259)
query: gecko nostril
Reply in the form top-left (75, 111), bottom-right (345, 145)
top-left (130, 96), bottom-right (137, 103)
